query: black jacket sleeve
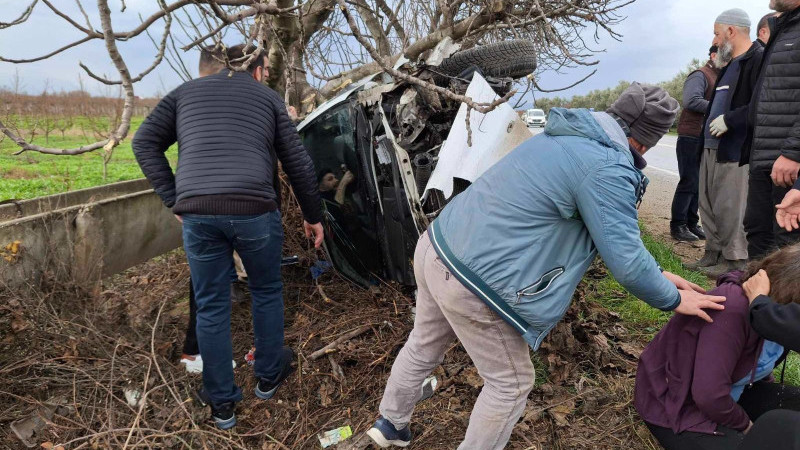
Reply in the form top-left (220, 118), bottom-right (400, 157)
top-left (132, 91), bottom-right (178, 208)
top-left (724, 48), bottom-right (764, 133)
top-left (750, 295), bottom-right (800, 351)
top-left (272, 100), bottom-right (323, 224)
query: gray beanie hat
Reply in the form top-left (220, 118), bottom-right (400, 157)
top-left (715, 8), bottom-right (751, 28)
top-left (606, 82), bottom-right (679, 149)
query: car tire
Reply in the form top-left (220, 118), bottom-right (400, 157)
top-left (434, 40), bottom-right (537, 84)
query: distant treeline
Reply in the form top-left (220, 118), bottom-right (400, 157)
top-left (534, 59), bottom-right (706, 116)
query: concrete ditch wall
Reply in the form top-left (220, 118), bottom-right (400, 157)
top-left (0, 179), bottom-right (182, 291)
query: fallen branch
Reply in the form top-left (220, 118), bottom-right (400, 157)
top-left (328, 354), bottom-right (346, 383)
top-left (309, 325), bottom-right (373, 360)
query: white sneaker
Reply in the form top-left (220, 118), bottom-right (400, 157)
top-left (180, 354), bottom-right (236, 374)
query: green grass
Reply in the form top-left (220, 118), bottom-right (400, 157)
top-left (590, 231), bottom-right (709, 334)
top-left (0, 117), bottom-right (177, 200)
top-left (585, 227), bottom-right (799, 386)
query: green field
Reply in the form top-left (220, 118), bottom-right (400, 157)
top-left (0, 117), bottom-right (177, 201)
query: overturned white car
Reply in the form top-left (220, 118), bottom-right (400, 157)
top-left (297, 40), bottom-right (537, 286)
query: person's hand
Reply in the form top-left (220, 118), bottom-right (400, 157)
top-left (674, 289), bottom-right (726, 323)
top-left (771, 155), bottom-right (800, 188)
top-left (776, 189), bottom-right (800, 231)
top-left (304, 221), bottom-right (324, 248)
top-left (340, 170), bottom-right (355, 187)
top-left (709, 115), bottom-right (728, 137)
top-left (286, 105), bottom-right (298, 121)
top-left (743, 269), bottom-right (770, 303)
top-left (174, 214), bottom-right (183, 223)
top-left (663, 270), bottom-right (706, 293)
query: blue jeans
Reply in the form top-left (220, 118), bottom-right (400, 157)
top-left (182, 211), bottom-right (284, 406)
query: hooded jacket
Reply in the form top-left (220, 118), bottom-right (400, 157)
top-left (429, 108), bottom-right (679, 350)
top-left (635, 272), bottom-right (763, 434)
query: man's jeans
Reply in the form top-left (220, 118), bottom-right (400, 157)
top-left (379, 232), bottom-right (535, 450)
top-left (670, 135), bottom-right (702, 228)
top-left (182, 212), bottom-right (284, 406)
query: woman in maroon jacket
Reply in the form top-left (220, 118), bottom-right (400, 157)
top-left (635, 244), bottom-right (800, 450)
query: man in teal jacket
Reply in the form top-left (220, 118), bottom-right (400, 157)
top-left (366, 83), bottom-right (727, 450)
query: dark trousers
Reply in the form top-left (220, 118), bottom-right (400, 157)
top-left (738, 409), bottom-right (800, 450)
top-left (647, 381), bottom-right (800, 450)
top-left (671, 136), bottom-right (702, 228)
top-left (745, 168), bottom-right (800, 260)
top-left (182, 211), bottom-right (284, 406)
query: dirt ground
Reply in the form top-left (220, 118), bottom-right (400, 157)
top-left (0, 181), bottom-right (678, 449)
top-left (0, 253), bottom-right (660, 450)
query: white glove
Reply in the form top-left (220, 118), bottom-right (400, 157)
top-left (709, 115), bottom-right (728, 137)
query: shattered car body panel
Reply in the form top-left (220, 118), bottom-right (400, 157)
top-left (424, 74), bottom-right (531, 200)
top-left (297, 41), bottom-right (536, 287)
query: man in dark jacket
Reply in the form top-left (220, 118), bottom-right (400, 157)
top-left (692, 9), bottom-right (764, 278)
top-left (132, 45), bottom-right (324, 429)
top-left (670, 45), bottom-right (719, 242)
top-left (758, 12), bottom-right (779, 46)
top-left (745, 1), bottom-right (800, 260)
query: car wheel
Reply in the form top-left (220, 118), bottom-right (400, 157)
top-left (434, 40), bottom-right (537, 84)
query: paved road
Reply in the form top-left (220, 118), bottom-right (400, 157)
top-left (647, 135), bottom-right (679, 178)
top-left (529, 126), bottom-right (680, 179)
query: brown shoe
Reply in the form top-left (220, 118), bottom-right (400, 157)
top-left (701, 259), bottom-right (746, 279)
top-left (686, 250), bottom-right (720, 270)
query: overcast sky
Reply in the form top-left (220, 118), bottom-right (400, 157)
top-left (0, 0), bottom-right (768, 100)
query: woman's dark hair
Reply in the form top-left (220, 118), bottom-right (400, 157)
top-left (742, 243), bottom-right (800, 305)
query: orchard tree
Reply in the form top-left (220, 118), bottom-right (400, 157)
top-left (0, 0), bottom-right (637, 156)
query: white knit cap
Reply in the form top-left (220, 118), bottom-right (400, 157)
top-left (715, 8), bottom-right (751, 28)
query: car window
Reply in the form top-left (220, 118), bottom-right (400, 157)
top-left (299, 104), bottom-right (381, 285)
top-left (300, 105), bottom-right (357, 174)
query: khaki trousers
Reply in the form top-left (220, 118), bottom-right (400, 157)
top-left (378, 232), bottom-right (535, 450)
top-left (699, 148), bottom-right (749, 261)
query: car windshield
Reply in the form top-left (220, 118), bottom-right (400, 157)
top-left (530, 110), bottom-right (545, 117)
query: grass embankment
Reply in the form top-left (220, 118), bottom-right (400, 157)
top-left (0, 118), bottom-right (177, 200)
top-left (586, 229), bottom-right (800, 386)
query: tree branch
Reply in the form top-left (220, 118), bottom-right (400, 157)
top-left (1, 0), bottom-right (39, 29)
top-left (533, 69), bottom-right (597, 93)
top-left (0, 36), bottom-right (95, 63)
top-left (41, 0), bottom-right (100, 36)
top-left (0, 120), bottom-right (109, 155)
top-left (335, 0), bottom-right (515, 114)
top-left (79, 0), bottom-right (173, 85)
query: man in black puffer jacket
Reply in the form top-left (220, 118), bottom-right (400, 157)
top-left (132, 45), bottom-right (324, 429)
top-left (745, 1), bottom-right (800, 260)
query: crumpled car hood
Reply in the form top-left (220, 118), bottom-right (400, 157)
top-left (423, 73), bottom-right (533, 200)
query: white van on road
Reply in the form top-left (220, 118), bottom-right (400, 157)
top-left (525, 108), bottom-right (547, 127)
